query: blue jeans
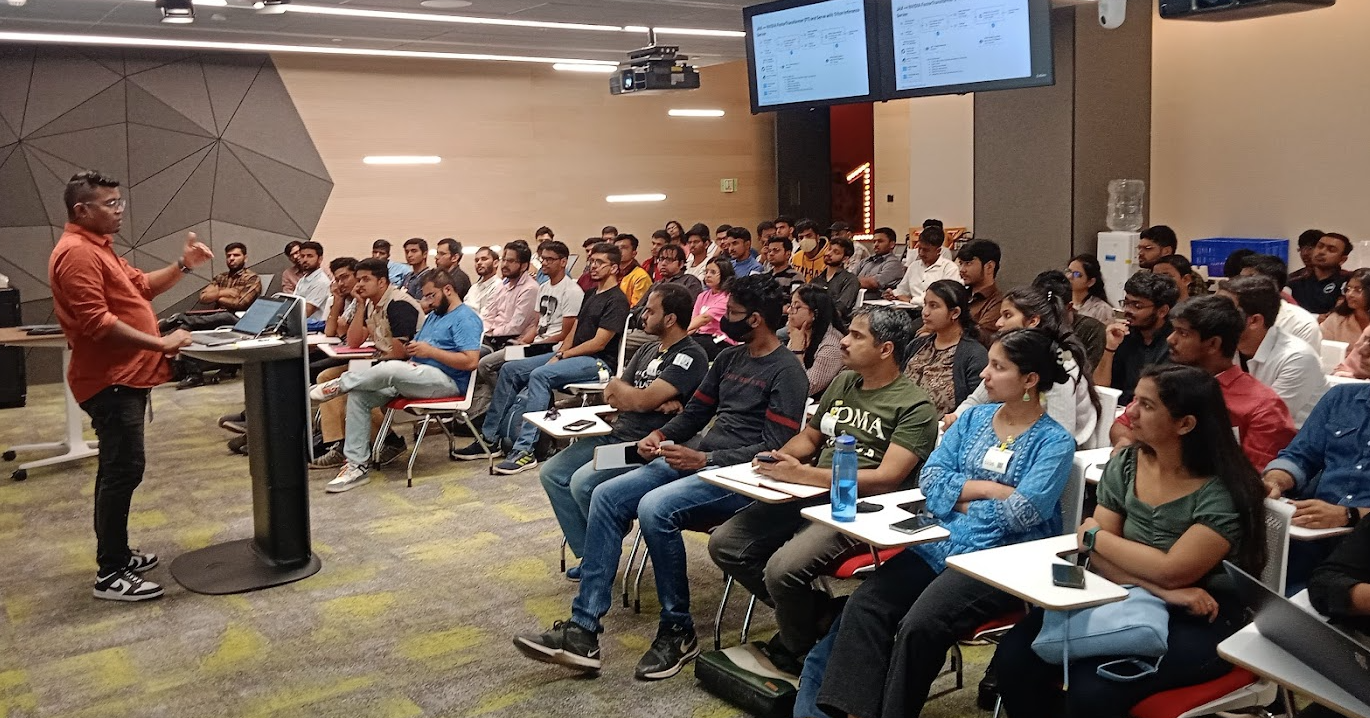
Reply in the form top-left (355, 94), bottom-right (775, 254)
top-left (482, 353), bottom-right (603, 453)
top-left (538, 434), bottom-right (637, 558)
top-left (339, 362), bottom-right (460, 466)
top-left (570, 463), bottom-right (752, 633)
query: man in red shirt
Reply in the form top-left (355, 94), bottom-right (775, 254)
top-left (48, 170), bottom-right (212, 602)
top-left (1110, 295), bottom-right (1296, 471)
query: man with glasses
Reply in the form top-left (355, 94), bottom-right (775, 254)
top-left (621, 243), bottom-right (704, 360)
top-left (50, 170), bottom-right (212, 601)
top-left (433, 238), bottom-right (471, 299)
top-left (1093, 271), bottom-right (1180, 404)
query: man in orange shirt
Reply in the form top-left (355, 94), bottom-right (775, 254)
top-left (48, 170), bottom-right (213, 602)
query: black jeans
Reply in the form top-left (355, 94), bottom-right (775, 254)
top-left (80, 385), bottom-right (149, 575)
top-left (816, 550), bottom-right (1020, 718)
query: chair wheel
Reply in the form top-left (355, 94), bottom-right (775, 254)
top-left (2, 450), bottom-right (15, 461)
top-left (12, 469), bottom-right (27, 481)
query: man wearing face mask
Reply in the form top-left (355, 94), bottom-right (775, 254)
top-left (514, 273), bottom-right (808, 681)
top-left (790, 219), bottom-right (829, 284)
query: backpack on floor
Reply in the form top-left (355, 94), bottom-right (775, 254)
top-left (695, 643), bottom-right (799, 718)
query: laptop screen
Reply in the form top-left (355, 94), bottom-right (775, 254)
top-left (233, 297), bottom-right (290, 336)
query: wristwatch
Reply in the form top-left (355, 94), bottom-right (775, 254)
top-left (1082, 525), bottom-right (1102, 551)
top-left (176, 258), bottom-right (193, 274)
top-left (554, 351), bottom-right (565, 360)
top-left (1347, 507), bottom-right (1362, 529)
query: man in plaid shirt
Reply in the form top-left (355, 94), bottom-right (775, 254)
top-left (199, 242), bottom-right (261, 312)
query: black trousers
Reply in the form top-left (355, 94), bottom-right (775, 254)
top-left (80, 385), bottom-right (149, 575)
top-left (816, 550), bottom-right (1020, 718)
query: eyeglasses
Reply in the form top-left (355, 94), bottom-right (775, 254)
top-left (588, 259), bottom-right (610, 268)
top-left (1119, 299), bottom-right (1155, 311)
top-left (1346, 285), bottom-right (1364, 295)
top-left (539, 255), bottom-right (564, 264)
top-left (83, 198), bottom-right (126, 210)
top-left (1065, 270), bottom-right (1084, 279)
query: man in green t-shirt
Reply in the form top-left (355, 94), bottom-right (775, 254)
top-left (708, 307), bottom-right (938, 673)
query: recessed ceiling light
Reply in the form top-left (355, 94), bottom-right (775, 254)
top-left (651, 27), bottom-right (746, 38)
top-left (553, 63), bottom-right (617, 74)
top-left (668, 109), bottom-right (724, 118)
top-left (363, 155), bottom-right (442, 165)
top-left (284, 4), bottom-right (624, 32)
top-left (606, 193), bottom-right (667, 203)
top-left (420, 0), bottom-right (472, 8)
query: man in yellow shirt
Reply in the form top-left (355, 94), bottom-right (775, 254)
top-left (790, 219), bottom-right (829, 284)
top-left (615, 234), bottom-right (652, 307)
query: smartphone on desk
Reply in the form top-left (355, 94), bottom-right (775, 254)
top-left (563, 419), bottom-right (597, 433)
top-left (754, 453), bottom-right (779, 464)
top-left (1051, 551), bottom-right (1088, 590)
top-left (890, 514), bottom-right (939, 535)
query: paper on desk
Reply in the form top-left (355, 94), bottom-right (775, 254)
top-left (714, 465), bottom-right (826, 498)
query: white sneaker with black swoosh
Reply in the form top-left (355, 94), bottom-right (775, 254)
top-left (93, 568), bottom-right (165, 602)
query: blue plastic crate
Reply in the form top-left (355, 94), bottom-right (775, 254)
top-left (1190, 238), bottom-right (1288, 277)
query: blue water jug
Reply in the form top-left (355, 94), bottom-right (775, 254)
top-left (831, 434), bottom-right (858, 522)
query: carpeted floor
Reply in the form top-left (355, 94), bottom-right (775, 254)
top-left (0, 380), bottom-right (992, 718)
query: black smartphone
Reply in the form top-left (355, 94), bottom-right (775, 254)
top-left (896, 500), bottom-right (926, 515)
top-left (564, 419), bottom-right (597, 432)
top-left (1051, 562), bottom-right (1087, 589)
top-left (890, 514), bottom-right (939, 535)
top-left (754, 454), bottom-right (779, 464)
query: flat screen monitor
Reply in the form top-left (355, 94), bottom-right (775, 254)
top-left (744, 0), bottom-right (880, 113)
top-left (875, 0), bottom-right (1054, 100)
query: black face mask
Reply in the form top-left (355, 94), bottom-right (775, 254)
top-left (719, 313), bottom-right (754, 343)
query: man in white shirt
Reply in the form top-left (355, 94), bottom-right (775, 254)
top-left (292, 240), bottom-right (332, 321)
top-left (684, 224), bottom-right (713, 280)
top-left (465, 246), bottom-right (501, 317)
top-left (887, 226), bottom-right (960, 308)
top-left (1219, 275), bottom-right (1326, 428)
top-left (1239, 253), bottom-right (1322, 349)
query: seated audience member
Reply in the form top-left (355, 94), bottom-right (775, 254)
top-left (855, 227), bottom-right (905, 302)
top-left (1094, 271), bottom-right (1179, 404)
top-left (577, 237), bottom-right (600, 291)
top-left (642, 230), bottom-right (668, 281)
top-left (1067, 253), bottom-right (1114, 325)
top-left (1223, 248), bottom-right (1257, 279)
top-left (810, 236), bottom-right (860, 322)
top-left (1152, 254), bottom-right (1207, 302)
top-left (1239, 253), bottom-right (1323, 348)
top-left (1333, 325), bottom-right (1370, 378)
top-left (684, 223), bottom-right (714, 280)
top-left (1263, 380), bottom-right (1370, 590)
top-left (773, 215), bottom-right (795, 242)
top-left (433, 238), bottom-right (471, 299)
top-left (996, 364), bottom-right (1267, 718)
top-left (713, 224), bottom-right (732, 257)
top-left (725, 226), bottom-right (764, 277)
top-left (322, 257), bottom-right (359, 340)
top-left (1320, 267), bottom-right (1370, 343)
top-left (1111, 296), bottom-right (1296, 471)
top-left (832, 221), bottom-right (867, 271)
top-left (906, 279), bottom-right (988, 417)
top-left (531, 229), bottom-right (555, 284)
top-left (665, 219), bottom-right (685, 244)
top-left (755, 219), bottom-right (776, 244)
top-left (1032, 269), bottom-right (1106, 370)
top-left (615, 234), bottom-right (653, 308)
top-left (198, 242), bottom-right (261, 312)
top-left (292, 241), bottom-right (331, 321)
top-left (280, 240), bottom-right (303, 293)
top-left (310, 258), bottom-right (424, 469)
top-left (763, 235), bottom-right (800, 293)
top-left (1219, 275), bottom-right (1326, 427)
top-left (455, 242), bottom-right (630, 475)
top-left (601, 225), bottom-right (618, 243)
top-left (472, 240), bottom-right (581, 418)
top-left (688, 256), bottom-right (737, 361)
top-left (1309, 519), bottom-right (1370, 636)
top-left (621, 243), bottom-right (703, 360)
top-left (308, 270), bottom-right (481, 493)
top-left (948, 282), bottom-right (1101, 446)
top-left (481, 241), bottom-right (539, 348)
top-left (370, 238), bottom-right (412, 285)
top-left (956, 239), bottom-right (1005, 347)
top-left (814, 328), bottom-right (1076, 718)
top-left (1289, 232), bottom-right (1354, 315)
top-left (790, 219), bottom-right (830, 284)
top-left (513, 274), bottom-right (808, 680)
top-left (399, 238), bottom-right (433, 300)
top-left (464, 246), bottom-right (501, 316)
top-left (889, 226), bottom-right (960, 307)
top-left (540, 284), bottom-right (709, 576)
top-left (1288, 228), bottom-right (1325, 283)
top-left (785, 284), bottom-right (845, 398)
top-left (1136, 224), bottom-right (1179, 270)
top-left (709, 308), bottom-right (938, 673)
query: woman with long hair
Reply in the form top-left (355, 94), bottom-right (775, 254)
top-left (688, 256), bottom-right (737, 360)
top-left (1067, 253), bottom-right (1113, 325)
top-left (814, 328), bottom-right (1076, 718)
top-left (1152, 254), bottom-right (1208, 303)
top-left (904, 279), bottom-right (988, 417)
top-left (664, 219), bottom-right (684, 243)
top-left (1320, 267), bottom-right (1370, 343)
top-left (996, 363), bottom-right (1268, 718)
top-left (786, 284), bottom-right (845, 397)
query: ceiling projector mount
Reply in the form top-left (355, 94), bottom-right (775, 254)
top-left (610, 29), bottom-right (700, 96)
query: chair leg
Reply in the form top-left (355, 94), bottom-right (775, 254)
top-left (633, 547), bottom-right (650, 614)
top-left (622, 529), bottom-right (642, 608)
top-left (1279, 686), bottom-right (1296, 717)
top-left (434, 412), bottom-right (457, 455)
top-left (372, 409), bottom-right (396, 465)
top-left (407, 415), bottom-right (432, 488)
top-left (560, 536), bottom-right (568, 573)
top-left (715, 575), bottom-right (734, 651)
top-left (992, 696), bottom-right (1002, 718)
top-left (740, 594), bottom-right (757, 645)
top-left (456, 411), bottom-right (495, 475)
top-left (952, 643), bottom-right (964, 689)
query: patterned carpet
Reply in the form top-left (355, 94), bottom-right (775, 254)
top-left (0, 380), bottom-right (991, 718)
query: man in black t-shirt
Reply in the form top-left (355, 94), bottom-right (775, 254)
top-left (538, 283), bottom-right (709, 572)
top-left (1094, 271), bottom-right (1179, 404)
top-left (1288, 232), bottom-right (1353, 315)
top-left (454, 242), bottom-right (630, 475)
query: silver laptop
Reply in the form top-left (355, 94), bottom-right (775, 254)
top-left (189, 297), bottom-right (291, 346)
top-left (1225, 561), bottom-right (1370, 702)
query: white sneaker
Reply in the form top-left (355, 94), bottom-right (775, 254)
top-left (326, 463), bottom-right (371, 493)
top-left (93, 568), bottom-right (164, 602)
top-left (309, 378), bottom-right (345, 402)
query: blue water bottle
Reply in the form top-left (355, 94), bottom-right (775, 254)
top-left (831, 434), bottom-right (858, 522)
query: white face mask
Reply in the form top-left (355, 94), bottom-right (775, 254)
top-left (798, 236), bottom-right (817, 254)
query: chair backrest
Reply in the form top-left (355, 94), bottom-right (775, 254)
top-left (1059, 453), bottom-right (1089, 534)
top-left (1262, 498), bottom-right (1295, 595)
top-left (258, 273), bottom-right (276, 298)
top-left (1084, 386), bottom-right (1122, 450)
top-left (614, 313), bottom-right (632, 378)
top-left (1321, 340), bottom-right (1349, 374)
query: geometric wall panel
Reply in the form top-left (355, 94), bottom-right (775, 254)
top-left (0, 45), bottom-right (332, 355)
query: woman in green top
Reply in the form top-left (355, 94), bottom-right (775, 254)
top-left (995, 364), bottom-right (1268, 717)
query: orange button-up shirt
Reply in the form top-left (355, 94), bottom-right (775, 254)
top-left (49, 223), bottom-right (170, 403)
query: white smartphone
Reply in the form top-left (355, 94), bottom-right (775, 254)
top-left (593, 442), bottom-right (648, 471)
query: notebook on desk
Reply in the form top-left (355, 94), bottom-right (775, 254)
top-left (707, 465), bottom-right (827, 499)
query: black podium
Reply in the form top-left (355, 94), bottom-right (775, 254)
top-left (172, 315), bottom-right (321, 593)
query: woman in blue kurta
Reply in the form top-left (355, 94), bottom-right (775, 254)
top-left (814, 328), bottom-right (1080, 718)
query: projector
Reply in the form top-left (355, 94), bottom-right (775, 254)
top-left (610, 45), bottom-right (701, 95)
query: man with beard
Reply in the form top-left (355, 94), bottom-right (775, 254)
top-left (434, 238), bottom-right (472, 299)
top-left (308, 269), bottom-right (483, 493)
top-left (465, 246), bottom-right (501, 315)
top-left (809, 236), bottom-right (859, 322)
top-left (1093, 270), bottom-right (1179, 404)
top-left (292, 240), bottom-right (331, 321)
top-left (198, 242), bottom-right (261, 311)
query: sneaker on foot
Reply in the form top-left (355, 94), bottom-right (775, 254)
top-left (309, 378), bottom-right (345, 402)
top-left (126, 549), bottom-right (159, 573)
top-left (376, 439), bottom-right (407, 467)
top-left (227, 434), bottom-right (248, 455)
top-left (565, 565), bottom-right (582, 582)
top-left (218, 411), bottom-right (247, 434)
top-left (93, 568), bottom-right (164, 602)
top-left (513, 620), bottom-right (602, 672)
top-left (176, 374), bottom-right (205, 390)
top-left (493, 450), bottom-right (538, 475)
top-left (635, 623), bottom-right (700, 680)
top-left (326, 463), bottom-right (371, 493)
top-left (757, 632), bottom-right (804, 676)
top-left (309, 444), bottom-right (347, 470)
top-left (451, 440), bottom-right (501, 461)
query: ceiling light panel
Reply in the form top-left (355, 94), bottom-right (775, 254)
top-left (606, 193), bottom-right (667, 203)
top-left (363, 155), bottom-right (442, 165)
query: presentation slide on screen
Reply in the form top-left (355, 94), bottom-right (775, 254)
top-left (890, 0), bottom-right (1032, 92)
top-left (751, 0), bottom-right (871, 107)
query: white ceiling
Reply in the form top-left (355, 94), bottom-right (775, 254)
top-left (0, 0), bottom-right (755, 65)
